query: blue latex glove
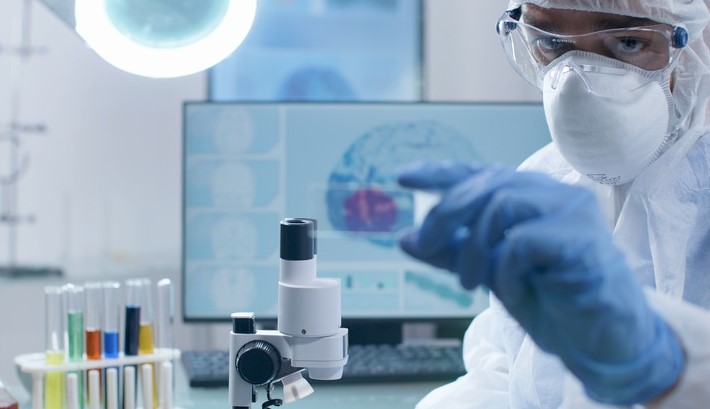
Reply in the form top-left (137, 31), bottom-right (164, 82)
top-left (398, 161), bottom-right (685, 405)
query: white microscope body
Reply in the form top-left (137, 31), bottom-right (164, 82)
top-left (228, 218), bottom-right (349, 408)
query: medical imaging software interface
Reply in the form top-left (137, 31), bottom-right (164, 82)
top-left (209, 0), bottom-right (421, 102)
top-left (183, 103), bottom-right (552, 321)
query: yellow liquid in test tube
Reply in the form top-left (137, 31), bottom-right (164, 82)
top-left (44, 351), bottom-right (64, 409)
top-left (138, 322), bottom-right (159, 408)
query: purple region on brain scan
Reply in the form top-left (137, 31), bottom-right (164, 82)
top-left (343, 188), bottom-right (398, 233)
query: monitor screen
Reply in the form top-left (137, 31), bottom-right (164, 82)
top-left (182, 102), bottom-right (552, 323)
top-left (208, 0), bottom-right (422, 102)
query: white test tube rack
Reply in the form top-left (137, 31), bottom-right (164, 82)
top-left (15, 348), bottom-right (181, 409)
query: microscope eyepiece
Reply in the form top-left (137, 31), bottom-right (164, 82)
top-left (280, 218), bottom-right (315, 261)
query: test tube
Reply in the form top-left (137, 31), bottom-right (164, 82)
top-left (124, 279), bottom-right (142, 409)
top-left (103, 281), bottom-right (121, 359)
top-left (84, 282), bottom-right (103, 406)
top-left (124, 279), bottom-right (142, 357)
top-left (156, 279), bottom-right (174, 408)
top-left (137, 279), bottom-right (155, 355)
top-left (44, 286), bottom-right (64, 409)
top-left (102, 281), bottom-right (120, 409)
top-left (156, 279), bottom-right (174, 350)
top-left (64, 284), bottom-right (85, 409)
top-left (85, 282), bottom-right (103, 360)
top-left (137, 279), bottom-right (158, 408)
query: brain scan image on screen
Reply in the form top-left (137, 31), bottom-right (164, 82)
top-left (326, 120), bottom-right (480, 247)
top-left (214, 107), bottom-right (256, 153)
top-left (211, 162), bottom-right (256, 206)
top-left (211, 267), bottom-right (257, 311)
top-left (186, 264), bottom-right (279, 316)
top-left (210, 216), bottom-right (259, 260)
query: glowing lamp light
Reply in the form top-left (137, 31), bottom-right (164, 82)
top-left (74, 0), bottom-right (257, 78)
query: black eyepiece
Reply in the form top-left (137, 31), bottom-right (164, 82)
top-left (280, 218), bottom-right (316, 261)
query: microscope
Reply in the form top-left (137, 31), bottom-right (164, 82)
top-left (229, 218), bottom-right (349, 408)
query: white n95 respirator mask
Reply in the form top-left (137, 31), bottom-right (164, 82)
top-left (542, 52), bottom-right (679, 185)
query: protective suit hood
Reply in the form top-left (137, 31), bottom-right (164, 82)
top-left (508, 0), bottom-right (710, 145)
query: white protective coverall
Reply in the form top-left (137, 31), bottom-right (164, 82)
top-left (416, 0), bottom-right (710, 408)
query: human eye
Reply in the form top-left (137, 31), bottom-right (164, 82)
top-left (529, 34), bottom-right (572, 64)
top-left (533, 35), bottom-right (568, 52)
top-left (612, 36), bottom-right (648, 54)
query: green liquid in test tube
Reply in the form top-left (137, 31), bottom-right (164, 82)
top-left (44, 286), bottom-right (64, 409)
top-left (64, 284), bottom-right (85, 409)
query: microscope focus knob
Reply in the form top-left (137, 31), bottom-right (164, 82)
top-left (236, 340), bottom-right (281, 386)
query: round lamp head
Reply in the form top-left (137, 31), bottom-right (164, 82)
top-left (75, 0), bottom-right (257, 78)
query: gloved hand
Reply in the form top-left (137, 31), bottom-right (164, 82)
top-left (398, 160), bottom-right (685, 405)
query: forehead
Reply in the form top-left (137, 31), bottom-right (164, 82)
top-left (521, 4), bottom-right (658, 34)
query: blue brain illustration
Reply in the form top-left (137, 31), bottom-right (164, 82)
top-left (327, 120), bottom-right (480, 247)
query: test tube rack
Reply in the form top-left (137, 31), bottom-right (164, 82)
top-left (15, 348), bottom-right (181, 409)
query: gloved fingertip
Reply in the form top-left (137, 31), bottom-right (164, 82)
top-left (457, 258), bottom-right (483, 291)
top-left (396, 161), bottom-right (434, 186)
top-left (396, 160), bottom-right (482, 190)
top-left (398, 231), bottom-right (421, 257)
top-left (459, 275), bottom-right (478, 291)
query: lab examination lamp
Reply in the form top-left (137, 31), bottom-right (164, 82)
top-left (38, 0), bottom-right (257, 78)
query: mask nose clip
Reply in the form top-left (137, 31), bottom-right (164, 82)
top-left (547, 58), bottom-right (627, 96)
top-left (548, 61), bottom-right (594, 94)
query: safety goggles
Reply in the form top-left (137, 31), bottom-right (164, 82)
top-left (496, 7), bottom-right (689, 88)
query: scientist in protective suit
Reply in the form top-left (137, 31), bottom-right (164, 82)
top-left (398, 0), bottom-right (710, 408)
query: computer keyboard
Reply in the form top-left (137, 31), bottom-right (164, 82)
top-left (182, 343), bottom-right (466, 387)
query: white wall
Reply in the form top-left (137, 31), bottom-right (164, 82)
top-left (0, 0), bottom-right (541, 388)
top-left (0, 3), bottom-right (205, 272)
top-left (425, 0), bottom-right (540, 101)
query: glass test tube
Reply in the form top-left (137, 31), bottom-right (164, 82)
top-left (84, 282), bottom-right (103, 360)
top-left (138, 279), bottom-right (158, 408)
top-left (137, 279), bottom-right (154, 355)
top-left (156, 279), bottom-right (173, 350)
top-left (85, 282), bottom-right (103, 407)
top-left (103, 282), bottom-right (121, 359)
top-left (156, 279), bottom-right (174, 408)
top-left (44, 286), bottom-right (64, 409)
top-left (124, 279), bottom-right (142, 357)
top-left (64, 284), bottom-right (85, 409)
top-left (124, 279), bottom-right (142, 409)
top-left (103, 282), bottom-right (121, 409)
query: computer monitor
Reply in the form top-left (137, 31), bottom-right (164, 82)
top-left (182, 102), bottom-right (551, 342)
top-left (208, 0), bottom-right (422, 102)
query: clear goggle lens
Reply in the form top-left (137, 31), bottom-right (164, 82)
top-left (496, 9), bottom-right (688, 88)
